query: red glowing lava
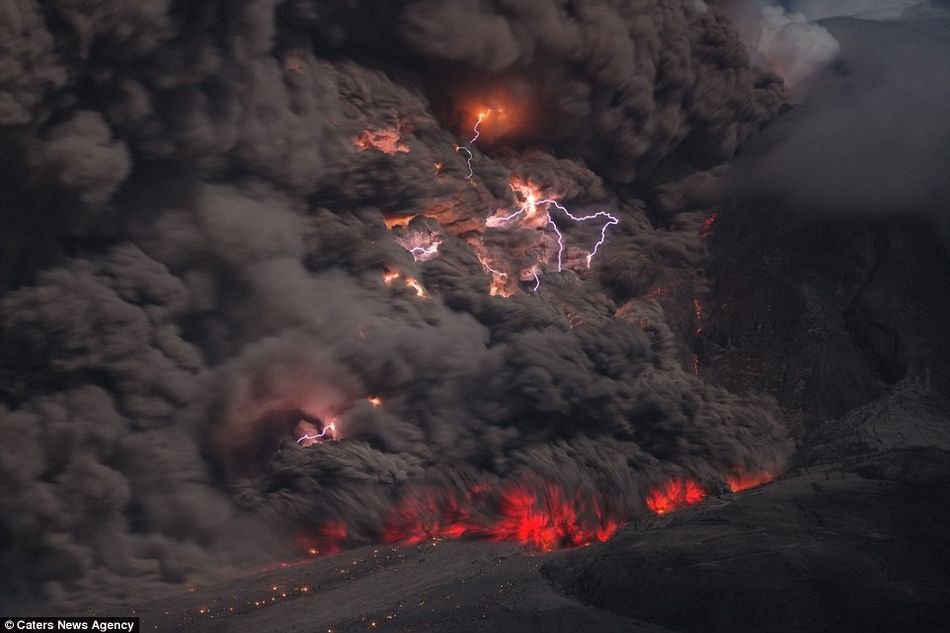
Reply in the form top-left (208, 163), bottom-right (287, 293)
top-left (725, 470), bottom-right (776, 493)
top-left (381, 482), bottom-right (621, 552)
top-left (490, 484), bottom-right (619, 551)
top-left (296, 519), bottom-right (348, 556)
top-left (701, 211), bottom-right (718, 239)
top-left (645, 479), bottom-right (706, 515)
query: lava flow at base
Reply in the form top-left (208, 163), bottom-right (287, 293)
top-left (645, 478), bottom-right (707, 515)
top-left (381, 481), bottom-right (621, 553)
top-left (293, 473), bottom-right (769, 557)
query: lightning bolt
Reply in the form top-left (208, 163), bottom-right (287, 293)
top-left (470, 110), bottom-right (491, 144)
top-left (454, 145), bottom-right (475, 180)
top-left (543, 201), bottom-right (619, 271)
top-left (456, 112), bottom-right (619, 291)
top-left (486, 198), bottom-right (617, 273)
top-left (409, 243), bottom-right (441, 262)
top-left (296, 422), bottom-right (335, 444)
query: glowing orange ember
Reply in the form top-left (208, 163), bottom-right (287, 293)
top-left (354, 127), bottom-right (410, 155)
top-left (383, 214), bottom-right (420, 229)
top-left (404, 276), bottom-right (427, 298)
top-left (383, 270), bottom-right (428, 298)
top-left (725, 470), bottom-right (776, 493)
top-left (368, 396), bottom-right (382, 408)
top-left (646, 478), bottom-right (706, 515)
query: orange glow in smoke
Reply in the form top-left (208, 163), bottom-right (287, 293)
top-left (509, 176), bottom-right (546, 219)
top-left (474, 253), bottom-right (515, 298)
top-left (646, 479), bottom-right (706, 515)
top-left (383, 214), bottom-right (421, 229)
top-left (383, 269), bottom-right (428, 298)
top-left (354, 127), bottom-right (410, 155)
top-left (405, 276), bottom-right (427, 298)
top-left (725, 470), bottom-right (776, 493)
top-left (368, 396), bottom-right (382, 408)
top-left (296, 520), bottom-right (348, 556)
top-left (458, 88), bottom-right (530, 142)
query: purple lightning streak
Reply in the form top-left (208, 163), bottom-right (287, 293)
top-left (409, 244), bottom-right (440, 262)
top-left (586, 214), bottom-right (619, 267)
top-left (296, 422), bottom-right (335, 444)
top-left (545, 211), bottom-right (566, 272)
top-left (485, 207), bottom-right (526, 228)
top-left (541, 200), bottom-right (619, 270)
top-left (453, 114), bottom-right (619, 293)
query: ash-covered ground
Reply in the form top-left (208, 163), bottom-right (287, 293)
top-left (2, 1), bottom-right (949, 631)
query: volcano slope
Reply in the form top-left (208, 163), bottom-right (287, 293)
top-left (130, 212), bottom-right (950, 633)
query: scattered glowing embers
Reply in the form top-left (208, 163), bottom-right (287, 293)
top-left (725, 469), bottom-right (776, 493)
top-left (295, 419), bottom-right (336, 446)
top-left (645, 478), bottom-right (706, 515)
top-left (383, 269), bottom-right (428, 298)
top-left (354, 126), bottom-right (410, 155)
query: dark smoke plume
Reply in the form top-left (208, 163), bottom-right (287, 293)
top-left (1, 0), bottom-right (791, 609)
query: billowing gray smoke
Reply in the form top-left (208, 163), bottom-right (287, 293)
top-left (1, 0), bottom-right (791, 610)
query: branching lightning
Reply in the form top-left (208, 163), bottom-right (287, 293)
top-left (454, 111), bottom-right (619, 290)
top-left (470, 109), bottom-right (491, 144)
